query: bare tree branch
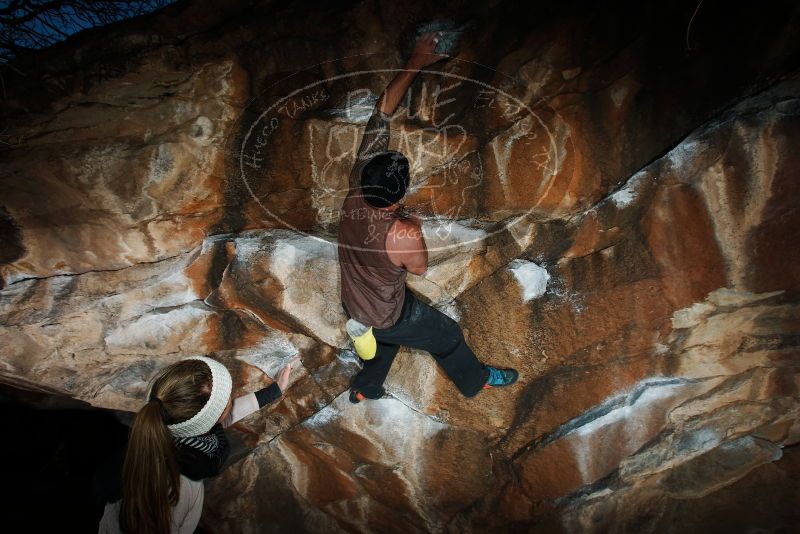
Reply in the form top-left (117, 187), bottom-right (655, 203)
top-left (0, 0), bottom-right (174, 62)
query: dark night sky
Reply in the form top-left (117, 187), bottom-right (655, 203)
top-left (0, 0), bottom-right (176, 56)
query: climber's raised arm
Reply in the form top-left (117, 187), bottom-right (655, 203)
top-left (378, 31), bottom-right (445, 116)
top-left (351, 31), bottom-right (446, 187)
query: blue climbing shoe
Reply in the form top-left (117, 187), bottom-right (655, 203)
top-left (483, 367), bottom-right (519, 389)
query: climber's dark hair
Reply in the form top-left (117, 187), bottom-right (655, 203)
top-left (360, 151), bottom-right (410, 208)
top-left (119, 360), bottom-right (211, 534)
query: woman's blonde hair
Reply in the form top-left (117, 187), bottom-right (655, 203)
top-left (119, 359), bottom-right (212, 534)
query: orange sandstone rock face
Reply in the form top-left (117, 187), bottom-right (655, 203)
top-left (449, 79), bottom-right (800, 531)
top-left (1, 1), bottom-right (799, 532)
top-left (0, 58), bottom-right (249, 284)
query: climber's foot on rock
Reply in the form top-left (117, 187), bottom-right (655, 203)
top-left (349, 389), bottom-right (366, 403)
top-left (482, 367), bottom-right (519, 389)
top-left (349, 386), bottom-right (385, 403)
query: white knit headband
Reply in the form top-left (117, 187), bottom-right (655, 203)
top-left (149, 356), bottom-right (233, 438)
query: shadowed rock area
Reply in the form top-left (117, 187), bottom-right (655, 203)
top-left (1, 0), bottom-right (799, 532)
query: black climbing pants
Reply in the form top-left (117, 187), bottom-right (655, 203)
top-left (350, 288), bottom-right (490, 399)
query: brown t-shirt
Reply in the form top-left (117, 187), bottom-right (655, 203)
top-left (337, 107), bottom-right (407, 328)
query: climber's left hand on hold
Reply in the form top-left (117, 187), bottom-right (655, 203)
top-left (410, 31), bottom-right (448, 68)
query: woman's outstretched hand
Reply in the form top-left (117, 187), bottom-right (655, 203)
top-left (276, 356), bottom-right (301, 392)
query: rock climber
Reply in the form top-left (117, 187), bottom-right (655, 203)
top-left (338, 31), bottom-right (519, 403)
top-left (94, 355), bottom-right (297, 533)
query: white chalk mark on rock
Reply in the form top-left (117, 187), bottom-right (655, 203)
top-left (508, 259), bottom-right (550, 301)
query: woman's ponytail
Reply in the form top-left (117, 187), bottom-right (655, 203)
top-left (119, 398), bottom-right (180, 534)
top-left (118, 359), bottom-right (211, 533)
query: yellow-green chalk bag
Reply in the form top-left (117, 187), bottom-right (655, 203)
top-left (346, 319), bottom-right (377, 360)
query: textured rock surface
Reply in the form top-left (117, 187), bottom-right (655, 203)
top-left (1, 0), bottom-right (799, 532)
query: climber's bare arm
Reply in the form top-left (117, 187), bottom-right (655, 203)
top-left (350, 31), bottom-right (446, 187)
top-left (377, 31), bottom-right (446, 116)
top-left (386, 217), bottom-right (428, 275)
